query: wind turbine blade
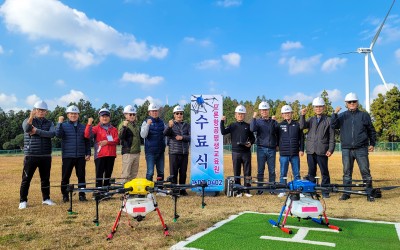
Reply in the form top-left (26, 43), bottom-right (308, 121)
top-left (370, 52), bottom-right (389, 90)
top-left (370, 0), bottom-right (396, 49)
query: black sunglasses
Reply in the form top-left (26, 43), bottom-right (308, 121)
top-left (347, 101), bottom-right (358, 104)
top-left (127, 113), bottom-right (136, 116)
top-left (175, 112), bottom-right (183, 115)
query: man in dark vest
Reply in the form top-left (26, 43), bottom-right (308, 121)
top-left (140, 103), bottom-right (166, 183)
top-left (19, 101), bottom-right (56, 209)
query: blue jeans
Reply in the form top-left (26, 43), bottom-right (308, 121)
top-left (145, 152), bottom-right (165, 181)
top-left (257, 146), bottom-right (276, 183)
top-left (279, 155), bottom-right (300, 184)
top-left (342, 147), bottom-right (372, 192)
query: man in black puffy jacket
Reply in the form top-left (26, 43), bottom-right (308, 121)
top-left (164, 105), bottom-right (190, 195)
top-left (221, 105), bottom-right (255, 197)
top-left (56, 105), bottom-right (91, 202)
top-left (19, 101), bottom-right (56, 209)
top-left (331, 92), bottom-right (376, 202)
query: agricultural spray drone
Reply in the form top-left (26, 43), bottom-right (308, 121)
top-left (225, 176), bottom-right (399, 234)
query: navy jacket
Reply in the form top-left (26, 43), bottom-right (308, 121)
top-left (250, 117), bottom-right (279, 148)
top-left (278, 120), bottom-right (304, 156)
top-left (140, 117), bottom-right (166, 154)
top-left (220, 120), bottom-right (255, 153)
top-left (56, 121), bottom-right (91, 158)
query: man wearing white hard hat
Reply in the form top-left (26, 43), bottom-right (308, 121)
top-left (85, 108), bottom-right (119, 188)
top-left (250, 101), bottom-right (279, 195)
top-left (277, 104), bottom-right (304, 196)
top-left (299, 97), bottom-right (335, 198)
top-left (19, 101), bottom-right (56, 209)
top-left (140, 103), bottom-right (166, 183)
top-left (221, 105), bottom-right (255, 197)
top-left (164, 105), bottom-right (191, 195)
top-left (118, 105), bottom-right (141, 183)
top-left (331, 92), bottom-right (377, 202)
top-left (56, 105), bottom-right (91, 202)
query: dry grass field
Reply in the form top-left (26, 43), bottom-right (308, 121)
top-left (0, 152), bottom-right (399, 249)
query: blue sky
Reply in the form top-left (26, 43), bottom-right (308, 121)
top-left (0, 0), bottom-right (399, 112)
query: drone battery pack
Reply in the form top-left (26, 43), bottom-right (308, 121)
top-left (125, 197), bottom-right (155, 218)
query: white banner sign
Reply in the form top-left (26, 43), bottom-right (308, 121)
top-left (190, 94), bottom-right (224, 192)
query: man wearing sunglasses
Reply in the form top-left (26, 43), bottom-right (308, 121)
top-left (163, 105), bottom-right (191, 195)
top-left (331, 92), bottom-right (377, 202)
top-left (118, 105), bottom-right (141, 183)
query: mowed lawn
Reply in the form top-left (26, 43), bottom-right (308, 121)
top-left (0, 152), bottom-right (399, 249)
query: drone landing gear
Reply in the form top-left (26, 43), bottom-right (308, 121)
top-left (269, 194), bottom-right (294, 234)
top-left (66, 185), bottom-right (77, 215)
top-left (312, 213), bottom-right (341, 231)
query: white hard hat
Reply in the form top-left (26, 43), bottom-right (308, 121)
top-left (66, 105), bottom-right (80, 113)
top-left (123, 105), bottom-right (136, 114)
top-left (33, 101), bottom-right (48, 110)
top-left (258, 101), bottom-right (270, 110)
top-left (345, 92), bottom-right (358, 102)
top-left (235, 105), bottom-right (246, 114)
top-left (173, 105), bottom-right (184, 113)
top-left (98, 108), bottom-right (111, 116)
top-left (148, 103), bottom-right (159, 111)
top-left (281, 105), bottom-right (293, 113)
top-left (312, 97), bottom-right (325, 106)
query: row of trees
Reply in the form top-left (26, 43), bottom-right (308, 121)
top-left (1, 88), bottom-right (399, 150)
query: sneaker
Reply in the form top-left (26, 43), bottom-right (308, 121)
top-left (42, 199), bottom-right (56, 206)
top-left (300, 193), bottom-right (305, 198)
top-left (244, 193), bottom-right (253, 197)
top-left (367, 195), bottom-right (375, 202)
top-left (156, 192), bottom-right (167, 197)
top-left (235, 193), bottom-right (243, 197)
top-left (180, 190), bottom-right (189, 196)
top-left (269, 192), bottom-right (277, 195)
top-left (322, 194), bottom-right (330, 199)
top-left (339, 194), bottom-right (350, 201)
top-left (256, 190), bottom-right (264, 195)
top-left (278, 192), bottom-right (286, 198)
top-left (79, 196), bottom-right (88, 202)
top-left (19, 201), bottom-right (27, 209)
top-left (63, 195), bottom-right (69, 203)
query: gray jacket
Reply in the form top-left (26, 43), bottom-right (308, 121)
top-left (299, 115), bottom-right (335, 155)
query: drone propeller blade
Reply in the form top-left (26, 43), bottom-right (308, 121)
top-left (379, 186), bottom-right (400, 191)
top-left (369, 0), bottom-right (396, 49)
top-left (370, 52), bottom-right (389, 90)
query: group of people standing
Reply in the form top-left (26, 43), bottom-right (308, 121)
top-left (18, 91), bottom-right (377, 209)
top-left (18, 102), bottom-right (191, 209)
top-left (221, 92), bottom-right (376, 201)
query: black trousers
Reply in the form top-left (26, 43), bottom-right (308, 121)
top-left (169, 154), bottom-right (188, 184)
top-left (61, 157), bottom-right (86, 197)
top-left (20, 156), bottom-right (52, 202)
top-left (232, 151), bottom-right (252, 190)
top-left (307, 153), bottom-right (330, 193)
top-left (94, 157), bottom-right (115, 187)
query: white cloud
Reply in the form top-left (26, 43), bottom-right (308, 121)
top-left (133, 96), bottom-right (162, 106)
top-left (0, 45), bottom-right (3, 54)
top-left (321, 57), bottom-right (347, 72)
top-left (281, 41), bottom-right (303, 51)
top-left (63, 51), bottom-right (100, 68)
top-left (0, 93), bottom-right (18, 108)
top-left (222, 52), bottom-right (241, 67)
top-left (196, 59), bottom-right (221, 70)
top-left (216, 0), bottom-right (242, 7)
top-left (55, 79), bottom-right (66, 87)
top-left (372, 83), bottom-right (398, 100)
top-left (58, 89), bottom-right (86, 104)
top-left (323, 89), bottom-right (342, 102)
top-left (35, 44), bottom-right (50, 55)
top-left (25, 94), bottom-right (41, 107)
top-left (396, 48), bottom-right (400, 62)
top-left (283, 92), bottom-right (313, 103)
top-left (280, 54), bottom-right (322, 75)
top-left (0, 0), bottom-right (168, 68)
top-left (121, 73), bottom-right (164, 85)
top-left (183, 37), bottom-right (211, 47)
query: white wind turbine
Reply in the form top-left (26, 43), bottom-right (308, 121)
top-left (353, 0), bottom-right (395, 112)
